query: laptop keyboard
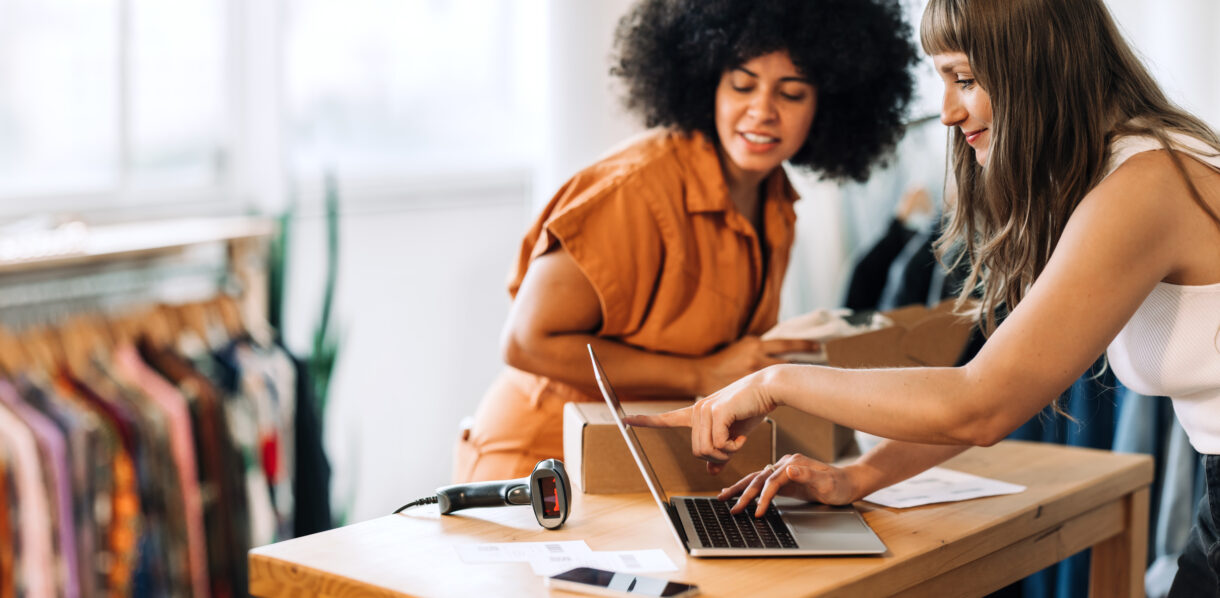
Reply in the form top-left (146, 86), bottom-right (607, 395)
top-left (681, 497), bottom-right (798, 549)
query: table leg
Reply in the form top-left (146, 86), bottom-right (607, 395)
top-left (1089, 486), bottom-right (1149, 598)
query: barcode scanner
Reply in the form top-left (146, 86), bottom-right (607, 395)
top-left (393, 459), bottom-right (572, 529)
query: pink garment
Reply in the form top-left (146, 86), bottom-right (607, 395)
top-left (113, 344), bottom-right (210, 598)
top-left (0, 401), bottom-right (54, 598)
top-left (0, 381), bottom-right (78, 598)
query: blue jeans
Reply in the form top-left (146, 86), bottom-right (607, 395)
top-left (1170, 454), bottom-right (1220, 597)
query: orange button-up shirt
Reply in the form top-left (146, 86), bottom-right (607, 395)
top-left (455, 128), bottom-right (800, 482)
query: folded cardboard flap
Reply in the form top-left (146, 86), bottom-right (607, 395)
top-left (563, 400), bottom-right (774, 495)
top-left (824, 299), bottom-right (975, 369)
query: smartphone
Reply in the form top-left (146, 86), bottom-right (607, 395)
top-left (546, 567), bottom-right (699, 597)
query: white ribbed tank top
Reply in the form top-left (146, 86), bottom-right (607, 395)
top-left (1104, 132), bottom-right (1220, 454)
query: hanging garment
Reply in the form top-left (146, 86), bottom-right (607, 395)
top-left (287, 350), bottom-right (332, 537)
top-left (0, 381), bottom-right (78, 598)
top-left (0, 443), bottom-right (17, 598)
top-left (20, 377), bottom-right (105, 598)
top-left (60, 372), bottom-right (144, 598)
top-left (113, 343), bottom-right (210, 598)
top-left (139, 340), bottom-right (247, 598)
top-left (843, 217), bottom-right (918, 310)
top-left (0, 400), bottom-right (55, 598)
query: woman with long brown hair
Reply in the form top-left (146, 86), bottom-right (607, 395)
top-left (631, 0), bottom-right (1220, 593)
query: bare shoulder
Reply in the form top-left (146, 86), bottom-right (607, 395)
top-left (1084, 148), bottom-right (1220, 284)
top-left (1074, 151), bottom-right (1180, 238)
top-left (1083, 149), bottom-right (1218, 222)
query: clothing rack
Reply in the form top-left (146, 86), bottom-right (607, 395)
top-left (0, 217), bottom-right (274, 330)
top-left (0, 216), bottom-right (330, 598)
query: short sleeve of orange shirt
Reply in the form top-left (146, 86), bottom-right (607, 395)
top-left (507, 129), bottom-right (799, 357)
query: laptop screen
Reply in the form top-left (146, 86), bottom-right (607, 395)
top-left (587, 345), bottom-right (673, 508)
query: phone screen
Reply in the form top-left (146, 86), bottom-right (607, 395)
top-left (549, 567), bottom-right (698, 597)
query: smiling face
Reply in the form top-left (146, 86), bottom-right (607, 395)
top-left (714, 51), bottom-right (817, 185)
top-left (934, 52), bottom-right (994, 166)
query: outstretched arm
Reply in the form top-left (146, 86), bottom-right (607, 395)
top-left (503, 249), bottom-right (816, 397)
top-left (630, 150), bottom-right (1192, 455)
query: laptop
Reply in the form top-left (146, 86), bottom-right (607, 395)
top-left (587, 345), bottom-right (887, 557)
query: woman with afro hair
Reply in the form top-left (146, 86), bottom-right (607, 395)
top-left (453, 0), bottom-right (918, 483)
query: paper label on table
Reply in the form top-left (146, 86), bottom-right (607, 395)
top-left (529, 549), bottom-right (678, 577)
top-left (863, 467), bottom-right (1025, 509)
top-left (455, 540), bottom-right (592, 564)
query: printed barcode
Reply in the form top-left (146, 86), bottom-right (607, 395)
top-left (951, 487), bottom-right (982, 494)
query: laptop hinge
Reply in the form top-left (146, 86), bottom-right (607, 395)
top-left (665, 500), bottom-right (690, 545)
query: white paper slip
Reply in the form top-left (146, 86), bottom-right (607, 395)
top-left (863, 467), bottom-right (1026, 509)
top-left (455, 540), bottom-right (592, 564)
top-left (530, 549), bottom-right (678, 577)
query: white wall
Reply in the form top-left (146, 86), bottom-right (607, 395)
top-left (283, 191), bottom-right (529, 522)
top-left (536, 0), bottom-right (642, 209)
top-left (1106, 0), bottom-right (1220, 130)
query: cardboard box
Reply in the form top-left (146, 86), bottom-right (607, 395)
top-left (821, 300), bottom-right (975, 369)
top-left (766, 299), bottom-right (976, 462)
top-left (563, 400), bottom-right (775, 495)
top-left (768, 406), bottom-right (856, 463)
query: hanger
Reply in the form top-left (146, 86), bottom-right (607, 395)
top-left (215, 293), bottom-right (273, 347)
top-left (0, 326), bottom-right (27, 376)
top-left (58, 315), bottom-right (96, 377)
top-left (126, 305), bottom-right (171, 351)
top-left (108, 310), bottom-right (137, 348)
top-left (179, 302), bottom-right (213, 346)
top-left (21, 327), bottom-right (63, 376)
top-left (213, 294), bottom-right (245, 340)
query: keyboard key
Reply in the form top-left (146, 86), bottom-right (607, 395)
top-left (683, 496), bottom-right (798, 549)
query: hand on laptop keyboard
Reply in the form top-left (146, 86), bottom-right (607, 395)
top-left (718, 454), bottom-right (858, 517)
top-left (683, 497), bottom-right (798, 549)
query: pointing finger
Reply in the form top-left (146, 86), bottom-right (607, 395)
top-left (623, 408), bottom-right (691, 429)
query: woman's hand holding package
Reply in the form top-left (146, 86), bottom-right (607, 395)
top-left (720, 453), bottom-right (857, 517)
top-left (694, 336), bottom-right (817, 396)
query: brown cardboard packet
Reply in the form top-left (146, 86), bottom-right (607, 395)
top-left (563, 400), bottom-right (774, 494)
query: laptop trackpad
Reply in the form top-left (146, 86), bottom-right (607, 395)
top-left (783, 510), bottom-right (865, 532)
top-left (780, 506), bottom-right (887, 552)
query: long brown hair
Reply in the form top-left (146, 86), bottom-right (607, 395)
top-left (921, 0), bottom-right (1220, 334)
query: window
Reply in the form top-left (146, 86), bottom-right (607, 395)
top-left (129, 0), bottom-right (227, 191)
top-left (284, 0), bottom-right (544, 185)
top-left (0, 0), bottom-right (228, 208)
top-left (0, 0), bottom-right (548, 213)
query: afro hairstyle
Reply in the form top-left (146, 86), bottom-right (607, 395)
top-left (612, 0), bottom-right (919, 182)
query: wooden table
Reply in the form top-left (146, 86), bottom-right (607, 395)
top-left (249, 441), bottom-right (1153, 597)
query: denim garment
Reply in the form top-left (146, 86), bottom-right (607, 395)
top-left (1115, 388), bottom-right (1206, 597)
top-left (1168, 454), bottom-right (1220, 597)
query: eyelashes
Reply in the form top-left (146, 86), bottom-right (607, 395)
top-left (730, 85), bottom-right (809, 102)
